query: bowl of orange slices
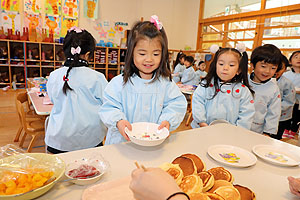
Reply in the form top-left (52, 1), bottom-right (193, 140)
top-left (0, 153), bottom-right (65, 200)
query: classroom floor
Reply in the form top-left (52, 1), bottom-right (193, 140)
top-left (0, 89), bottom-right (192, 153)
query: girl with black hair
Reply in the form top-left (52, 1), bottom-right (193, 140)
top-left (99, 16), bottom-right (187, 145)
top-left (282, 50), bottom-right (300, 138)
top-left (181, 56), bottom-right (196, 85)
top-left (191, 45), bottom-right (255, 130)
top-left (46, 27), bottom-right (108, 153)
top-left (172, 53), bottom-right (186, 83)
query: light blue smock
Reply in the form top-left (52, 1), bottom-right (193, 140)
top-left (181, 67), bottom-right (197, 85)
top-left (99, 74), bottom-right (187, 145)
top-left (173, 63), bottom-right (186, 83)
top-left (46, 66), bottom-right (108, 151)
top-left (249, 77), bottom-right (281, 135)
top-left (283, 70), bottom-right (300, 104)
top-left (194, 70), bottom-right (207, 85)
top-left (191, 79), bottom-right (255, 130)
top-left (277, 76), bottom-right (296, 121)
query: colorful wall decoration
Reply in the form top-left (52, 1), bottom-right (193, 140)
top-left (45, 0), bottom-right (61, 15)
top-left (0, 10), bottom-right (21, 32)
top-left (24, 0), bottom-right (42, 14)
top-left (44, 14), bottom-right (61, 38)
top-left (84, 0), bottom-right (98, 19)
top-left (61, 16), bottom-right (78, 37)
top-left (24, 12), bottom-right (42, 38)
top-left (1, 0), bottom-right (20, 12)
top-left (62, 0), bottom-right (79, 18)
top-left (93, 20), bottom-right (129, 45)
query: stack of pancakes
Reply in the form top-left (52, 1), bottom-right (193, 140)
top-left (160, 153), bottom-right (256, 200)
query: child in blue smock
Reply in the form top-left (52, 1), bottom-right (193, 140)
top-left (99, 16), bottom-right (187, 145)
top-left (249, 44), bottom-right (282, 136)
top-left (191, 45), bottom-right (255, 130)
top-left (46, 27), bottom-right (108, 153)
top-left (275, 55), bottom-right (296, 139)
top-left (283, 50), bottom-right (300, 138)
top-left (194, 61), bottom-right (207, 85)
top-left (172, 54), bottom-right (186, 83)
top-left (181, 56), bottom-right (197, 85)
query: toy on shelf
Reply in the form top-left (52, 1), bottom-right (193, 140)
top-left (43, 29), bottom-right (54, 43)
top-left (20, 27), bottom-right (29, 41)
top-left (96, 40), bottom-right (106, 47)
top-left (8, 29), bottom-right (20, 40)
top-left (29, 28), bottom-right (37, 42)
top-left (0, 27), bottom-right (7, 39)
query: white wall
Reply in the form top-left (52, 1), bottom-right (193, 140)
top-left (79, 0), bottom-right (200, 50)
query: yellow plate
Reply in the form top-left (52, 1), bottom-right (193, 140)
top-left (0, 153), bottom-right (65, 200)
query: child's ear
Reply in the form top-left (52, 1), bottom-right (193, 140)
top-left (84, 52), bottom-right (90, 60)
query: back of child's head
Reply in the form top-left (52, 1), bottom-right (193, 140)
top-left (198, 61), bottom-right (205, 66)
top-left (185, 56), bottom-right (194, 66)
top-left (282, 54), bottom-right (290, 69)
top-left (123, 17), bottom-right (171, 84)
top-left (289, 50), bottom-right (300, 62)
top-left (250, 44), bottom-right (282, 72)
top-left (62, 27), bottom-right (96, 94)
top-left (202, 47), bottom-right (252, 97)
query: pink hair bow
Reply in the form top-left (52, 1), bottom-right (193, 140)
top-left (150, 15), bottom-right (163, 30)
top-left (71, 46), bottom-right (81, 55)
top-left (68, 26), bottom-right (84, 33)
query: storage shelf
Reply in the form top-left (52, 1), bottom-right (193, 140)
top-left (0, 39), bottom-right (127, 87)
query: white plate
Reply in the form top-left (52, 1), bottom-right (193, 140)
top-left (252, 144), bottom-right (300, 166)
top-left (207, 145), bottom-right (257, 167)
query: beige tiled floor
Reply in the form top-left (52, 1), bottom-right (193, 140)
top-left (0, 89), bottom-right (192, 153)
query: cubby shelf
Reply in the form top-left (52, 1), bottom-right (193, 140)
top-left (0, 39), bottom-right (127, 88)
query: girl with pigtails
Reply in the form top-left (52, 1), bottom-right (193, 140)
top-left (46, 27), bottom-right (108, 154)
top-left (191, 44), bottom-right (255, 130)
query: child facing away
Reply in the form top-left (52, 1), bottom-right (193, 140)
top-left (191, 44), bottom-right (255, 130)
top-left (275, 54), bottom-right (296, 139)
top-left (172, 53), bottom-right (186, 83)
top-left (249, 44), bottom-right (282, 136)
top-left (283, 50), bottom-right (300, 137)
top-left (181, 56), bottom-right (197, 85)
top-left (194, 61), bottom-right (207, 85)
top-left (46, 27), bottom-right (108, 153)
top-left (99, 16), bottom-right (187, 145)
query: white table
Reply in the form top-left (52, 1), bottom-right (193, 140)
top-left (38, 124), bottom-right (300, 200)
top-left (27, 88), bottom-right (53, 115)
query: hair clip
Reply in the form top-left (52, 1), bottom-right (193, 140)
top-left (68, 26), bottom-right (84, 33)
top-left (63, 75), bottom-right (69, 82)
top-left (150, 15), bottom-right (163, 30)
top-left (71, 46), bottom-right (81, 55)
top-left (236, 43), bottom-right (246, 53)
top-left (210, 44), bottom-right (220, 54)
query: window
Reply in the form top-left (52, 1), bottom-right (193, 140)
top-left (266, 0), bottom-right (300, 9)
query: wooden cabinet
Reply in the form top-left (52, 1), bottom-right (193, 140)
top-left (0, 39), bottom-right (127, 88)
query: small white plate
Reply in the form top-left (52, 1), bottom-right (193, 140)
top-left (207, 145), bottom-right (257, 167)
top-left (252, 145), bottom-right (300, 166)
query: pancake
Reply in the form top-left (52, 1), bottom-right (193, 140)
top-left (159, 162), bottom-right (184, 185)
top-left (234, 185), bottom-right (256, 200)
top-left (189, 192), bottom-right (212, 200)
top-left (205, 193), bottom-right (226, 200)
top-left (208, 180), bottom-right (233, 193)
top-left (208, 167), bottom-right (233, 183)
top-left (181, 153), bottom-right (206, 172)
top-left (198, 171), bottom-right (215, 192)
top-left (172, 156), bottom-right (197, 176)
top-left (214, 186), bottom-right (241, 200)
top-left (179, 174), bottom-right (203, 195)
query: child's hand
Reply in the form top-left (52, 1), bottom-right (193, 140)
top-left (130, 168), bottom-right (183, 200)
top-left (288, 176), bottom-right (300, 197)
top-left (158, 120), bottom-right (170, 130)
top-left (198, 122), bottom-right (208, 127)
top-left (116, 120), bottom-right (132, 141)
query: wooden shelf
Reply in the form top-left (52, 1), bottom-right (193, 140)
top-left (0, 39), bottom-right (129, 87)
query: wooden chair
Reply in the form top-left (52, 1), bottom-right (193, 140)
top-left (14, 92), bottom-right (43, 142)
top-left (15, 92), bottom-right (45, 152)
top-left (185, 94), bottom-right (193, 126)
